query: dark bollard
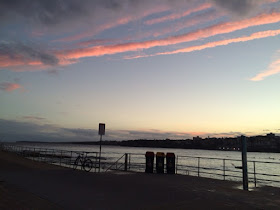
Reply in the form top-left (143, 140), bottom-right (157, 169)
top-left (156, 152), bottom-right (165, 174)
top-left (145, 151), bottom-right (154, 173)
top-left (166, 153), bottom-right (176, 174)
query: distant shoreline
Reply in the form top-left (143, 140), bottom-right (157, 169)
top-left (14, 137), bottom-right (280, 153)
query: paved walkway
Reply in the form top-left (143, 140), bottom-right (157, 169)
top-left (1, 150), bottom-right (280, 209)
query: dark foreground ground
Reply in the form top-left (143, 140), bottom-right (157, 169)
top-left (0, 150), bottom-right (280, 210)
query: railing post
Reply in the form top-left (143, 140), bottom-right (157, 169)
top-left (253, 161), bottom-right (257, 187)
top-left (70, 151), bottom-right (72, 166)
top-left (124, 153), bottom-right (128, 171)
top-left (60, 150), bottom-right (62, 166)
top-left (223, 159), bottom-right (226, 180)
top-left (176, 155), bottom-right (178, 174)
top-left (198, 157), bottom-right (200, 177)
top-left (52, 150), bottom-right (55, 164)
top-left (39, 149), bottom-right (41, 162)
top-left (128, 153), bottom-right (131, 170)
top-left (241, 135), bottom-right (248, 191)
top-left (95, 153), bottom-right (98, 172)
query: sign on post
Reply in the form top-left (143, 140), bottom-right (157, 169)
top-left (99, 123), bottom-right (105, 135)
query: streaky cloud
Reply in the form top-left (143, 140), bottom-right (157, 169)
top-left (126, 29), bottom-right (280, 59)
top-left (21, 116), bottom-right (46, 121)
top-left (145, 3), bottom-right (212, 25)
top-left (250, 55), bottom-right (280, 81)
top-left (2, 7), bottom-right (280, 72)
top-left (150, 10), bottom-right (221, 38)
top-left (158, 29), bottom-right (280, 55)
top-left (55, 5), bottom-right (170, 43)
top-left (211, 0), bottom-right (277, 16)
top-left (0, 41), bottom-right (58, 67)
top-left (57, 12), bottom-right (280, 60)
top-left (0, 0), bottom-right (124, 26)
top-left (0, 82), bottom-right (22, 92)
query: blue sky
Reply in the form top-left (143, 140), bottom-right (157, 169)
top-left (0, 0), bottom-right (280, 142)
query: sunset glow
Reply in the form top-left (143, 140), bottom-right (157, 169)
top-left (1, 0), bottom-right (280, 142)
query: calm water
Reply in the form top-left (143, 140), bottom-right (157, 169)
top-left (13, 142), bottom-right (280, 188)
top-left (15, 142), bottom-right (280, 161)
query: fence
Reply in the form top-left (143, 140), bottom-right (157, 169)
top-left (2, 144), bottom-right (280, 188)
top-left (2, 144), bottom-right (137, 172)
top-left (175, 155), bottom-right (280, 188)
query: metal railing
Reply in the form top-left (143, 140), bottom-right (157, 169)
top-left (2, 144), bottom-right (280, 188)
top-left (176, 155), bottom-right (280, 188)
top-left (2, 144), bottom-right (131, 173)
top-left (105, 154), bottom-right (126, 172)
top-left (2, 144), bottom-right (99, 171)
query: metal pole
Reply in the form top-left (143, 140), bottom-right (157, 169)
top-left (39, 149), bottom-right (41, 162)
top-left (53, 150), bottom-right (55, 164)
top-left (124, 153), bottom-right (128, 171)
top-left (60, 150), bottom-right (62, 166)
top-left (128, 154), bottom-right (131, 170)
top-left (176, 155), bottom-right (178, 174)
top-left (95, 153), bottom-right (98, 172)
top-left (99, 134), bottom-right (102, 172)
top-left (70, 151), bottom-right (73, 166)
top-left (223, 159), bottom-right (226, 181)
top-left (241, 135), bottom-right (248, 191)
top-left (198, 157), bottom-right (200, 177)
top-left (253, 161), bottom-right (257, 187)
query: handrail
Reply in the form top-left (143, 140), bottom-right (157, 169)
top-left (178, 154), bottom-right (280, 165)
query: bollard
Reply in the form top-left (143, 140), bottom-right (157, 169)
top-left (145, 152), bottom-right (155, 173)
top-left (166, 153), bottom-right (176, 174)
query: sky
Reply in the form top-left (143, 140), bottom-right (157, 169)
top-left (0, 0), bottom-right (280, 142)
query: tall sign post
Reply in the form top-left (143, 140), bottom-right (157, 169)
top-left (241, 135), bottom-right (248, 191)
top-left (98, 123), bottom-right (105, 172)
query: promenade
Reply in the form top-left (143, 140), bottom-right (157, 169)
top-left (0, 150), bottom-right (279, 209)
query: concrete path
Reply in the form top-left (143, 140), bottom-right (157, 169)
top-left (1, 150), bottom-right (280, 209)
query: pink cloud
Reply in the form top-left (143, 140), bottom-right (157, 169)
top-left (22, 116), bottom-right (46, 121)
top-left (57, 12), bottom-right (280, 60)
top-left (150, 10), bottom-right (221, 38)
top-left (55, 5), bottom-right (170, 43)
top-left (77, 39), bottom-right (117, 47)
top-left (0, 54), bottom-right (76, 72)
top-left (126, 29), bottom-right (280, 59)
top-left (0, 56), bottom-right (43, 68)
top-left (2, 11), bottom-right (280, 71)
top-left (0, 82), bottom-right (23, 92)
top-left (250, 56), bottom-right (280, 81)
top-left (159, 29), bottom-right (280, 55)
top-left (145, 3), bottom-right (212, 25)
